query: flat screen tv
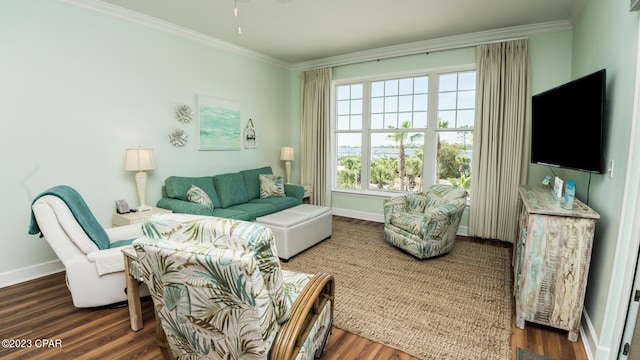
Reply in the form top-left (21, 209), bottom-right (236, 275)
top-left (531, 69), bottom-right (606, 174)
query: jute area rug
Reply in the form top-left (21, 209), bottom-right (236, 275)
top-left (280, 217), bottom-right (513, 360)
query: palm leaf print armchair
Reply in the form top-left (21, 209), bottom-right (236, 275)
top-left (133, 213), bottom-right (335, 360)
top-left (383, 184), bottom-right (468, 259)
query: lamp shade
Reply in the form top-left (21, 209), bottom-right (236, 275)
top-left (124, 148), bottom-right (156, 171)
top-left (280, 146), bottom-right (295, 161)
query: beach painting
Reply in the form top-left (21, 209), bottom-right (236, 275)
top-left (198, 96), bottom-right (241, 151)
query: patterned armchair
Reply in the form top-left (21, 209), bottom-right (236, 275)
top-left (133, 213), bottom-right (334, 360)
top-left (383, 184), bottom-right (468, 259)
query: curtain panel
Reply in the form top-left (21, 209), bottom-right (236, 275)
top-left (469, 39), bottom-right (531, 243)
top-left (300, 67), bottom-right (332, 206)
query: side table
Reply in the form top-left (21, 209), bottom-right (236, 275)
top-left (123, 246), bottom-right (172, 357)
top-left (302, 184), bottom-right (313, 204)
top-left (122, 247), bottom-right (144, 331)
top-left (112, 206), bottom-right (171, 227)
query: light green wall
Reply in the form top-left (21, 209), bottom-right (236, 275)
top-left (1, 0), bottom-right (295, 273)
top-left (566, 0), bottom-right (639, 343)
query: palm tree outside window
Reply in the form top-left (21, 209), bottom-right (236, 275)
top-left (334, 70), bottom-right (474, 195)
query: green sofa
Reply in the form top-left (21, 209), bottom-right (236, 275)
top-left (156, 166), bottom-right (304, 221)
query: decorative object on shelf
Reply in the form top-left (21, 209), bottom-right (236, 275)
top-left (280, 146), bottom-right (294, 183)
top-left (244, 118), bottom-right (257, 149)
top-left (169, 128), bottom-right (188, 147)
top-left (115, 199), bottom-right (130, 214)
top-left (198, 95), bottom-right (241, 151)
top-left (175, 104), bottom-right (193, 123)
top-left (124, 148), bottom-right (156, 212)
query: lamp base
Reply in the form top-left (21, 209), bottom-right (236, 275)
top-left (134, 171), bottom-right (150, 211)
top-left (285, 161), bottom-right (291, 184)
top-left (136, 205), bottom-right (153, 212)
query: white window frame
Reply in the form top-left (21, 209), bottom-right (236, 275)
top-left (331, 65), bottom-right (476, 197)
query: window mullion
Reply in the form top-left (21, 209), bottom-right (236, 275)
top-left (423, 75), bottom-right (439, 185)
top-left (361, 80), bottom-right (372, 190)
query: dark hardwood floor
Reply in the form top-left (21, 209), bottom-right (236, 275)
top-left (1, 218), bottom-right (588, 360)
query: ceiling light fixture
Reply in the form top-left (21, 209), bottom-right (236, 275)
top-left (233, 0), bottom-right (242, 34)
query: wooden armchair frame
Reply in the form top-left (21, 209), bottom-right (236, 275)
top-left (272, 272), bottom-right (335, 359)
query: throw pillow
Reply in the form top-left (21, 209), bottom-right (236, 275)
top-left (187, 185), bottom-right (214, 211)
top-left (259, 174), bottom-right (285, 198)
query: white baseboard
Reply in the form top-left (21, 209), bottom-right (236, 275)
top-left (332, 207), bottom-right (384, 223)
top-left (581, 309), bottom-right (603, 360)
top-left (0, 260), bottom-right (64, 288)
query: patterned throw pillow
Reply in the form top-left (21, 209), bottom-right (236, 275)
top-left (259, 174), bottom-right (285, 198)
top-left (187, 185), bottom-right (214, 211)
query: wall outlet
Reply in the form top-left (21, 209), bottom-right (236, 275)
top-left (608, 160), bottom-right (615, 178)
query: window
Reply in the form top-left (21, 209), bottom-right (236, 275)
top-left (436, 72), bottom-right (475, 190)
top-left (334, 69), bottom-right (475, 194)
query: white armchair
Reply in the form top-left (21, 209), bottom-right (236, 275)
top-left (30, 186), bottom-right (148, 308)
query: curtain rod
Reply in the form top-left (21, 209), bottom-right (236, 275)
top-left (313, 37), bottom-right (530, 71)
top-left (293, 19), bottom-right (570, 71)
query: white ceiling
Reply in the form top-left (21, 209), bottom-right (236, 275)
top-left (94, 0), bottom-right (584, 66)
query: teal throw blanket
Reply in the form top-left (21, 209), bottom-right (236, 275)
top-left (29, 185), bottom-right (111, 250)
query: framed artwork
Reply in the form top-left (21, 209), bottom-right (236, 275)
top-left (198, 96), bottom-right (241, 151)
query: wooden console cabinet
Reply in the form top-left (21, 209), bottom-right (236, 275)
top-left (514, 185), bottom-right (599, 342)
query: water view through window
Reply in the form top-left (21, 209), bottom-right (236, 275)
top-left (335, 70), bottom-right (474, 194)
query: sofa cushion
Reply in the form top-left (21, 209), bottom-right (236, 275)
top-left (187, 185), bottom-right (214, 211)
top-left (165, 176), bottom-right (221, 208)
top-left (259, 174), bottom-right (285, 198)
top-left (241, 167), bottom-right (273, 200)
top-left (214, 173), bottom-right (249, 208)
top-left (226, 202), bottom-right (277, 221)
top-left (211, 208), bottom-right (251, 221)
top-left (250, 196), bottom-right (299, 212)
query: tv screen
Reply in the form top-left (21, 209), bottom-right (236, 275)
top-left (531, 69), bottom-right (606, 174)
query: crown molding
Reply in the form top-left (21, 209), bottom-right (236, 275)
top-left (59, 0), bottom-right (290, 69)
top-left (60, 1), bottom-right (571, 72)
top-left (290, 20), bottom-right (572, 71)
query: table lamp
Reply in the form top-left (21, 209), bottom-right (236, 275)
top-left (280, 146), bottom-right (294, 183)
top-left (124, 148), bottom-right (156, 212)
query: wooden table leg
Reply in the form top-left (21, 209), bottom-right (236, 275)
top-left (124, 254), bottom-right (144, 331)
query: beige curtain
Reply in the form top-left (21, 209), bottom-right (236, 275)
top-left (469, 39), bottom-right (530, 243)
top-left (300, 67), bottom-right (332, 206)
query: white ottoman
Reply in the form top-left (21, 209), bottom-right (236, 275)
top-left (256, 204), bottom-right (332, 261)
